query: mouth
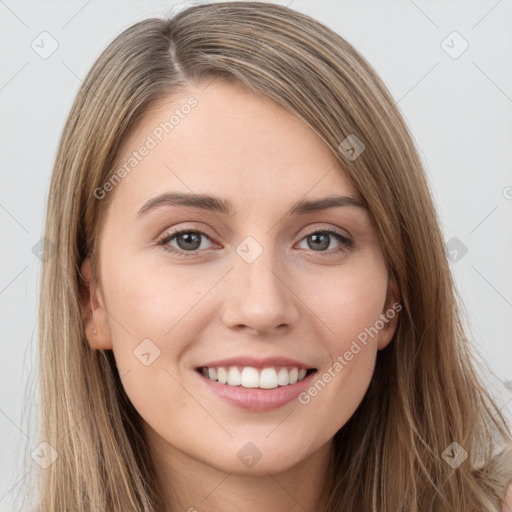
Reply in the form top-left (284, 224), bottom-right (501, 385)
top-left (194, 356), bottom-right (318, 411)
top-left (195, 363), bottom-right (318, 412)
top-left (195, 365), bottom-right (317, 389)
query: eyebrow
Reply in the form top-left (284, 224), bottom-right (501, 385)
top-left (136, 192), bottom-right (366, 218)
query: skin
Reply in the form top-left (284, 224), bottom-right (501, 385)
top-left (81, 79), bottom-right (400, 511)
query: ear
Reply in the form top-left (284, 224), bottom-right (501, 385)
top-left (377, 276), bottom-right (401, 351)
top-left (80, 258), bottom-right (113, 350)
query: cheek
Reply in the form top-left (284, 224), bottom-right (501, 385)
top-left (99, 254), bottom-right (220, 401)
top-left (296, 272), bottom-right (386, 441)
top-left (296, 253), bottom-right (387, 412)
top-left (103, 252), bottom-right (213, 344)
top-left (100, 261), bottom-right (205, 434)
top-left (304, 254), bottom-right (388, 350)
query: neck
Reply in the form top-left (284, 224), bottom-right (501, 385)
top-left (144, 424), bottom-right (335, 512)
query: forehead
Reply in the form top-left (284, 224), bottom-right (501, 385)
top-left (108, 80), bottom-right (362, 217)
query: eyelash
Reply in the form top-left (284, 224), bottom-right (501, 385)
top-left (156, 227), bottom-right (353, 258)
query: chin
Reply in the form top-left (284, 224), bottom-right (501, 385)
top-left (196, 433), bottom-right (322, 477)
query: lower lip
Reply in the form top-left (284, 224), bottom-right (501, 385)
top-left (197, 370), bottom-right (317, 412)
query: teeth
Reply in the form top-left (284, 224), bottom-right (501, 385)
top-left (227, 367), bottom-right (241, 386)
top-left (277, 367), bottom-right (289, 386)
top-left (200, 366), bottom-right (311, 388)
top-left (259, 368), bottom-right (278, 389)
top-left (217, 367), bottom-right (228, 384)
top-left (240, 367), bottom-right (259, 388)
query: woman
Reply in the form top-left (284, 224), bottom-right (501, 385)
top-left (33, 2), bottom-right (512, 510)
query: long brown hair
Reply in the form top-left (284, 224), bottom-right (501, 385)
top-left (31, 2), bottom-right (512, 510)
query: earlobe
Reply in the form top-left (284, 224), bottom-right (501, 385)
top-left (88, 307), bottom-right (112, 350)
top-left (377, 277), bottom-right (401, 351)
top-left (80, 258), bottom-right (113, 350)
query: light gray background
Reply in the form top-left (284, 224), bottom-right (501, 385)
top-left (1, 1), bottom-right (511, 510)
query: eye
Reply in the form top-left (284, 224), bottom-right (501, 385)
top-left (157, 229), bottom-right (215, 257)
top-left (157, 226), bottom-right (353, 257)
top-left (296, 227), bottom-right (353, 253)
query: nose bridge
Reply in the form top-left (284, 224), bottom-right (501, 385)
top-left (222, 234), bottom-right (298, 332)
top-left (239, 242), bottom-right (280, 294)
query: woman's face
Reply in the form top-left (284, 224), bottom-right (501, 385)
top-left (82, 79), bottom-right (399, 477)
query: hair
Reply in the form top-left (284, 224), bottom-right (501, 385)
top-left (29, 1), bottom-right (512, 511)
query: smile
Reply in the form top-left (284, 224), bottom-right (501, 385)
top-left (198, 366), bottom-right (315, 388)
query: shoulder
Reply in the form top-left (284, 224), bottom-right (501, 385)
top-left (488, 441), bottom-right (512, 512)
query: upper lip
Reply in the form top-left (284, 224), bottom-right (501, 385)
top-left (197, 356), bottom-right (316, 370)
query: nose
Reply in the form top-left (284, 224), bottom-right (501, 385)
top-left (221, 245), bottom-right (300, 336)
